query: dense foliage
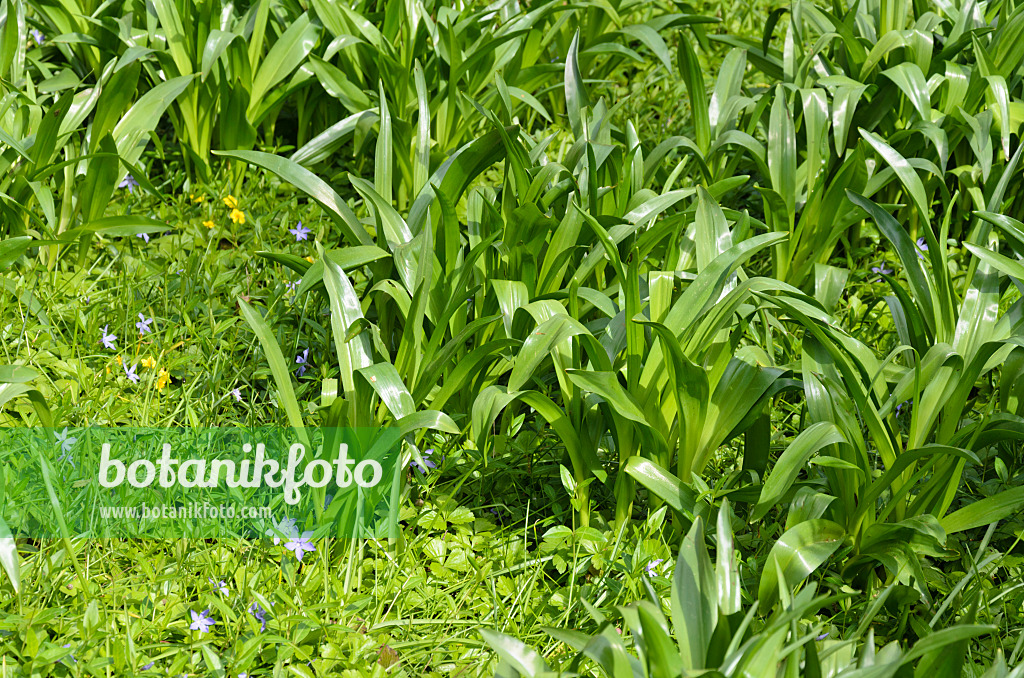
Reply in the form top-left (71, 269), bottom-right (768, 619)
top-left (1, 0), bottom-right (1023, 675)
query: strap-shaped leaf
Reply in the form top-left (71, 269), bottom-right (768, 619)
top-left (758, 519), bottom-right (845, 614)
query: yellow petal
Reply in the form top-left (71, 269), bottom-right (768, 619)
top-left (203, 220), bottom-right (215, 229)
top-left (230, 209), bottom-right (245, 224)
top-left (223, 195), bottom-right (238, 209)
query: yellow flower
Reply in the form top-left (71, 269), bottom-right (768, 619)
top-left (115, 355), bottom-right (123, 366)
top-left (141, 357), bottom-right (156, 369)
top-left (191, 193), bottom-right (205, 204)
top-left (230, 209), bottom-right (245, 225)
top-left (223, 195), bottom-right (238, 209)
top-left (304, 256), bottom-right (314, 263)
top-left (203, 220), bottom-right (215, 229)
top-left (155, 368), bottom-right (170, 391)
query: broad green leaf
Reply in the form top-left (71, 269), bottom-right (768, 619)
top-left (248, 14), bottom-right (319, 122)
top-left (113, 75), bottom-right (193, 171)
top-left (752, 422), bottom-right (846, 521)
top-left (716, 498), bottom-right (740, 615)
top-left (237, 300), bottom-right (305, 433)
top-left (0, 237), bottom-right (34, 270)
top-left (624, 457), bottom-right (698, 515)
top-left (677, 29), bottom-right (710, 153)
top-left (507, 315), bottom-right (589, 392)
top-left (0, 516), bottom-right (19, 594)
top-left (480, 624), bottom-right (553, 674)
top-left (941, 485), bottom-right (1024, 534)
top-left (565, 369), bottom-right (649, 425)
top-left (671, 517), bottom-right (717, 669)
top-left (768, 85), bottom-right (795, 213)
top-left (321, 247), bottom-right (374, 404)
top-left (758, 519), bottom-right (845, 613)
top-left (882, 62), bottom-right (931, 120)
top-left (860, 129), bottom-right (929, 219)
top-left (564, 30), bottom-right (590, 139)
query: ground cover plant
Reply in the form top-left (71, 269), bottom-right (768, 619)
top-left (1, 0), bottom-right (1024, 675)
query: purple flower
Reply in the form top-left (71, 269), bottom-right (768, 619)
top-left (231, 388), bottom-right (242, 402)
top-left (248, 602), bottom-right (268, 632)
top-left (189, 609), bottom-right (216, 633)
top-left (289, 222), bottom-right (312, 241)
top-left (870, 264), bottom-right (893, 282)
top-left (100, 324), bottom-right (117, 350)
top-left (266, 516), bottom-right (298, 545)
top-left (119, 175), bottom-right (139, 193)
top-left (896, 399), bottom-right (912, 416)
top-left (31, 29), bottom-right (45, 44)
top-left (54, 427), bottom-right (77, 455)
top-left (295, 348), bottom-right (309, 377)
top-left (141, 662), bottom-right (154, 670)
top-left (209, 578), bottom-right (228, 596)
top-left (61, 644), bottom-right (76, 664)
top-left (136, 313), bottom-right (153, 334)
top-left (916, 237), bottom-right (929, 260)
top-left (124, 362), bottom-right (139, 383)
top-left (137, 232), bottom-right (150, 243)
top-left (285, 280), bottom-right (299, 292)
top-left (410, 448), bottom-right (438, 474)
top-left (55, 427), bottom-right (77, 467)
top-left (817, 632), bottom-right (830, 640)
top-left (645, 559), bottom-right (664, 576)
top-left (284, 531), bottom-right (316, 562)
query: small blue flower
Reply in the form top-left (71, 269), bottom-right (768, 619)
top-left (55, 427), bottom-right (77, 467)
top-left (289, 222), bottom-right (312, 242)
top-left (295, 348), bottom-right (309, 376)
top-left (123, 362), bottom-right (139, 384)
top-left (266, 516), bottom-right (298, 545)
top-left (284, 531), bottom-right (316, 562)
top-left (189, 609), bottom-right (216, 633)
top-left (645, 559), bottom-right (664, 576)
top-left (248, 602), bottom-right (269, 632)
top-left (410, 448), bottom-right (438, 474)
top-left (119, 175), bottom-right (139, 193)
top-left (136, 313), bottom-right (153, 334)
top-left (30, 29), bottom-right (45, 44)
top-left (100, 324), bottom-right (117, 350)
top-left (870, 264), bottom-right (893, 282)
